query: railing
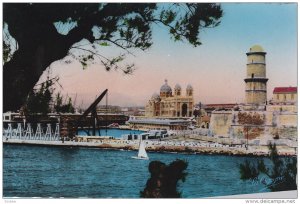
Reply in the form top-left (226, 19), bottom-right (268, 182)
top-left (3, 123), bottom-right (60, 141)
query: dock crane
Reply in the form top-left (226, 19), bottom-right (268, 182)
top-left (76, 89), bottom-right (108, 136)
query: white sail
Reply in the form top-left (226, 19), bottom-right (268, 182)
top-left (132, 137), bottom-right (149, 160)
top-left (137, 140), bottom-right (148, 158)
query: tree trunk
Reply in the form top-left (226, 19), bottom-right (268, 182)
top-left (3, 4), bottom-right (95, 112)
top-left (3, 32), bottom-right (71, 112)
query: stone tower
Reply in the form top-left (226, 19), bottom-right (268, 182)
top-left (244, 45), bottom-right (268, 107)
top-left (186, 84), bottom-right (193, 96)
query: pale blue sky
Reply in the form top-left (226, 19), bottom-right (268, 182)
top-left (44, 3), bottom-right (297, 107)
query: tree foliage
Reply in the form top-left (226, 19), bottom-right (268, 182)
top-left (3, 40), bottom-right (12, 63)
top-left (3, 3), bottom-right (223, 112)
top-left (239, 143), bottom-right (297, 192)
top-left (140, 159), bottom-right (188, 198)
top-left (23, 77), bottom-right (57, 115)
top-left (54, 93), bottom-right (75, 113)
top-left (23, 75), bottom-right (75, 115)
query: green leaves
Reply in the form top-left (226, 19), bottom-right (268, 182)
top-left (161, 10), bottom-right (175, 24)
top-left (239, 143), bottom-right (297, 191)
top-left (110, 55), bottom-right (124, 65)
top-left (3, 40), bottom-right (12, 63)
top-left (77, 54), bottom-right (94, 70)
top-left (158, 3), bottom-right (222, 47)
top-left (80, 61), bottom-right (87, 69)
top-left (54, 92), bottom-right (75, 113)
top-left (239, 160), bottom-right (259, 180)
top-left (25, 76), bottom-right (59, 115)
top-left (63, 3), bottom-right (223, 73)
top-left (98, 42), bottom-right (110, 46)
top-left (258, 159), bottom-right (268, 174)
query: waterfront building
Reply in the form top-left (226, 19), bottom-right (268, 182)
top-left (121, 107), bottom-right (145, 116)
top-left (2, 112), bottom-right (21, 122)
top-left (203, 103), bottom-right (238, 116)
top-left (145, 80), bottom-right (194, 118)
top-left (271, 87), bottom-right (297, 105)
top-left (96, 105), bottom-right (122, 114)
top-left (267, 87), bottom-right (297, 113)
top-left (128, 118), bottom-right (191, 131)
top-left (76, 136), bottom-right (114, 142)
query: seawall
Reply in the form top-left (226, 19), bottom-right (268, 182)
top-left (3, 138), bottom-right (296, 157)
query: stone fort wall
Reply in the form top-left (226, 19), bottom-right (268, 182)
top-left (210, 108), bottom-right (297, 142)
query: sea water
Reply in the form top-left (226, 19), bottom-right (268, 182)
top-left (3, 144), bottom-right (269, 198)
top-left (77, 128), bottom-right (144, 138)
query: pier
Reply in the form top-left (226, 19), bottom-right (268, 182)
top-left (3, 122), bottom-right (60, 141)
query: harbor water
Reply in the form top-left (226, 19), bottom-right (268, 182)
top-left (3, 144), bottom-right (269, 198)
top-left (77, 128), bottom-right (144, 138)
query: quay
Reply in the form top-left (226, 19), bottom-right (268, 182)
top-left (2, 121), bottom-right (296, 157)
top-left (3, 137), bottom-right (296, 157)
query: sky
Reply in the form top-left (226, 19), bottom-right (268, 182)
top-left (39, 3), bottom-right (298, 108)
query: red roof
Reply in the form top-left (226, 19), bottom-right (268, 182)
top-left (273, 87), bottom-right (297, 93)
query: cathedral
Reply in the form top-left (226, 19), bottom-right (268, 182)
top-left (145, 80), bottom-right (194, 118)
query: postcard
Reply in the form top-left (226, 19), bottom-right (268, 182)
top-left (2, 2), bottom-right (297, 202)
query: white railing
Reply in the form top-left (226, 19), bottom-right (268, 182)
top-left (3, 123), bottom-right (60, 141)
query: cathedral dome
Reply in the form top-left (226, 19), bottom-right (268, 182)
top-left (151, 93), bottom-right (160, 100)
top-left (249, 45), bottom-right (264, 52)
top-left (174, 84), bottom-right (181, 90)
top-left (160, 79), bottom-right (172, 93)
top-left (186, 84), bottom-right (193, 90)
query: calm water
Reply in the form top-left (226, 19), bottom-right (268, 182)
top-left (77, 128), bottom-right (144, 138)
top-left (3, 144), bottom-right (269, 198)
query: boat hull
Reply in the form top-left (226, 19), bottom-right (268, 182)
top-left (131, 156), bottom-right (149, 160)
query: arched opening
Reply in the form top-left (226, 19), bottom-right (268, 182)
top-left (182, 104), bottom-right (188, 117)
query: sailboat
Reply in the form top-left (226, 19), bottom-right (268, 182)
top-left (132, 137), bottom-right (149, 160)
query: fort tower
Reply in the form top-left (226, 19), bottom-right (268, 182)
top-left (244, 45), bottom-right (268, 108)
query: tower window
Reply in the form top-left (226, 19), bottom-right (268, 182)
top-left (251, 73), bottom-right (254, 78)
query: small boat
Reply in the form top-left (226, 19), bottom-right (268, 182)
top-left (108, 123), bottom-right (119, 128)
top-left (118, 125), bottom-right (131, 130)
top-left (132, 137), bottom-right (149, 160)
